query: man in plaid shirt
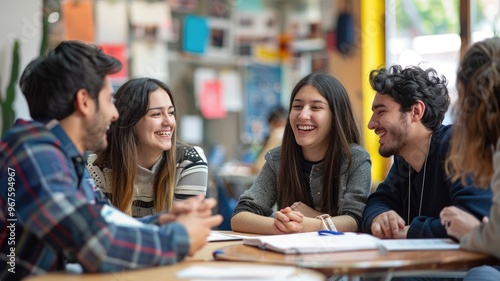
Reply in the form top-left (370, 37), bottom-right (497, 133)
top-left (0, 40), bottom-right (222, 280)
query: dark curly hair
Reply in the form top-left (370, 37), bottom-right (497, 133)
top-left (369, 65), bottom-right (450, 131)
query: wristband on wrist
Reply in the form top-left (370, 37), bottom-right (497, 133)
top-left (316, 214), bottom-right (337, 231)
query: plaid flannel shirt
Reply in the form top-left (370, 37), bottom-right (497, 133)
top-left (0, 119), bottom-right (189, 280)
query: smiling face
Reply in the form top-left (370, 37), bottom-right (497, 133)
top-left (85, 76), bottom-right (119, 152)
top-left (289, 85), bottom-right (332, 161)
top-left (135, 88), bottom-right (176, 162)
top-left (368, 92), bottom-right (411, 157)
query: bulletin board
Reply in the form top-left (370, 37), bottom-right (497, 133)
top-left (243, 64), bottom-right (282, 142)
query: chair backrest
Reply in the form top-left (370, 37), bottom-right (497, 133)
top-left (207, 144), bottom-right (226, 172)
top-left (206, 144), bottom-right (235, 230)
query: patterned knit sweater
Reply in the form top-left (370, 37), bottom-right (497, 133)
top-left (87, 145), bottom-right (208, 217)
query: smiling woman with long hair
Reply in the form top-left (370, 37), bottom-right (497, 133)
top-left (87, 77), bottom-right (208, 217)
top-left (231, 73), bottom-right (372, 234)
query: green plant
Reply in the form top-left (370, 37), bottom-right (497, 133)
top-left (40, 13), bottom-right (48, 56)
top-left (1, 40), bottom-right (20, 137)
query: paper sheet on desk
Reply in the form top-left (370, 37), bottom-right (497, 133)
top-left (177, 265), bottom-right (295, 280)
top-left (207, 231), bottom-right (252, 242)
top-left (100, 205), bottom-right (146, 228)
top-left (379, 238), bottom-right (460, 251)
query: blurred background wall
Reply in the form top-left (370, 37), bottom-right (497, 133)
top-left (1, 0), bottom-right (500, 183)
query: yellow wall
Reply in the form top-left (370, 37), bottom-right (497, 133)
top-left (361, 0), bottom-right (388, 183)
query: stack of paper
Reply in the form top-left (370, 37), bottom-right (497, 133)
top-left (379, 238), bottom-right (460, 251)
top-left (207, 231), bottom-right (245, 242)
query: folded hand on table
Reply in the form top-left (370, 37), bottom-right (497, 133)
top-left (273, 206), bottom-right (305, 234)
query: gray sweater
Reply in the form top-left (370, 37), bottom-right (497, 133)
top-left (233, 143), bottom-right (372, 230)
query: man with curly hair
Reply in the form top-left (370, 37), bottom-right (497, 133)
top-left (362, 64), bottom-right (492, 240)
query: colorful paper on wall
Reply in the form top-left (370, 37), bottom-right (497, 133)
top-left (95, 0), bottom-right (128, 44)
top-left (61, 0), bottom-right (94, 43)
top-left (235, 0), bottom-right (263, 11)
top-left (183, 15), bottom-right (208, 54)
top-left (129, 1), bottom-right (171, 26)
top-left (170, 0), bottom-right (197, 12)
top-left (234, 11), bottom-right (277, 38)
top-left (131, 41), bottom-right (169, 82)
top-left (180, 115), bottom-right (203, 145)
top-left (254, 44), bottom-right (280, 63)
top-left (194, 68), bottom-right (217, 108)
top-left (220, 70), bottom-right (243, 112)
top-left (100, 44), bottom-right (128, 83)
top-left (200, 80), bottom-right (226, 119)
top-left (206, 18), bottom-right (232, 58)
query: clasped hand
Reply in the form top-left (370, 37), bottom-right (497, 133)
top-left (273, 201), bottom-right (323, 234)
top-left (158, 194), bottom-right (216, 223)
top-left (274, 206), bottom-right (305, 234)
top-left (159, 195), bottom-right (223, 256)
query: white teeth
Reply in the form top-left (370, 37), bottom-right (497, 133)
top-left (155, 131), bottom-right (171, 137)
top-left (298, 125), bottom-right (315, 131)
top-left (377, 132), bottom-right (386, 137)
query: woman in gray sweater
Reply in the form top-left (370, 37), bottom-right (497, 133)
top-left (231, 73), bottom-right (372, 234)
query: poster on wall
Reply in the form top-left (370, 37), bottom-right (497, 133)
top-left (170, 0), bottom-right (197, 12)
top-left (95, 0), bottom-right (128, 44)
top-left (130, 41), bottom-right (169, 82)
top-left (200, 79), bottom-right (226, 119)
top-left (61, 0), bottom-right (94, 43)
top-left (183, 15), bottom-right (209, 55)
top-left (100, 44), bottom-right (128, 84)
top-left (244, 64), bottom-right (282, 142)
top-left (206, 18), bottom-right (232, 57)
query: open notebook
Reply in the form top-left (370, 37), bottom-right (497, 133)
top-left (243, 232), bottom-right (380, 254)
top-left (243, 232), bottom-right (461, 254)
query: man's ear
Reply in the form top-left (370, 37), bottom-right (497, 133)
top-left (74, 89), bottom-right (93, 116)
top-left (411, 100), bottom-right (426, 122)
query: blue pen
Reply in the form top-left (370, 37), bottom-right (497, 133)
top-left (212, 249), bottom-right (224, 259)
top-left (318, 230), bottom-right (344, 236)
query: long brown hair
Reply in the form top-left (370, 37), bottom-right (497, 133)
top-left (446, 37), bottom-right (500, 188)
top-left (94, 78), bottom-right (177, 215)
top-left (277, 73), bottom-right (361, 214)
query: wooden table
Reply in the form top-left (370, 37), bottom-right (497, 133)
top-left (213, 243), bottom-right (499, 279)
top-left (186, 239), bottom-right (243, 261)
top-left (186, 231), bottom-right (261, 261)
top-left (22, 261), bottom-right (327, 281)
